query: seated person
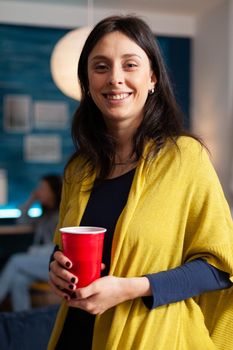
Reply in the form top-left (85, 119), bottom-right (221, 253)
top-left (0, 174), bottom-right (62, 312)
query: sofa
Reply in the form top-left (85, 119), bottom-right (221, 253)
top-left (0, 305), bottom-right (59, 350)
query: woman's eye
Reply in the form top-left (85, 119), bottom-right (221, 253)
top-left (94, 64), bottom-right (108, 72)
top-left (125, 63), bottom-right (138, 69)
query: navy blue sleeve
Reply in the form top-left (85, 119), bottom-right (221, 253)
top-left (142, 259), bottom-right (232, 309)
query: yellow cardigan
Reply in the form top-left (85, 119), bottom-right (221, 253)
top-left (48, 137), bottom-right (233, 350)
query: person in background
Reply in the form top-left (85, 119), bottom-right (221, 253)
top-left (48, 15), bottom-right (233, 350)
top-left (0, 174), bottom-right (62, 312)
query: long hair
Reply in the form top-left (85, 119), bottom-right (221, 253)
top-left (41, 174), bottom-right (62, 212)
top-left (68, 15), bottom-right (197, 180)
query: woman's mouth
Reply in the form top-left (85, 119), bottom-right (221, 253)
top-left (103, 92), bottom-right (132, 100)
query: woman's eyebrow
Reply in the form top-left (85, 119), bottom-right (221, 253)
top-left (90, 53), bottom-right (143, 62)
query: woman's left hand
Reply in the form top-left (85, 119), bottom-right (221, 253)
top-left (66, 275), bottom-right (151, 315)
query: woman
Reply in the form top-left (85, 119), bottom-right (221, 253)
top-left (48, 16), bottom-right (233, 350)
top-left (0, 174), bottom-right (62, 311)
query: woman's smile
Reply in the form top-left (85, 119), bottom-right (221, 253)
top-left (103, 92), bottom-right (132, 101)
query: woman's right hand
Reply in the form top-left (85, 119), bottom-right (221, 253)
top-left (49, 250), bottom-right (78, 301)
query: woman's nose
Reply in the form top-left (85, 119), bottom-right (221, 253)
top-left (108, 67), bottom-right (123, 85)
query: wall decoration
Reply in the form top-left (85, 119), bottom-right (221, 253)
top-left (34, 100), bottom-right (69, 129)
top-left (24, 134), bottom-right (61, 163)
top-left (0, 169), bottom-right (7, 205)
top-left (3, 94), bottom-right (31, 132)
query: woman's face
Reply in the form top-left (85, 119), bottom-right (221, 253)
top-left (87, 31), bottom-right (156, 131)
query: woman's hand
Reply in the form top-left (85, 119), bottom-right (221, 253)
top-left (49, 250), bottom-right (106, 300)
top-left (49, 250), bottom-right (78, 299)
top-left (66, 275), bottom-right (152, 315)
top-left (49, 250), bottom-right (151, 313)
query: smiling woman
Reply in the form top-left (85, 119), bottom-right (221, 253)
top-left (48, 15), bottom-right (233, 350)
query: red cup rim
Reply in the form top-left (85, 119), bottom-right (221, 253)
top-left (59, 226), bottom-right (106, 234)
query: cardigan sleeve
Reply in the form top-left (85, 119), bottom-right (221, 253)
top-left (180, 142), bottom-right (233, 278)
top-left (143, 258), bottom-right (232, 309)
top-left (52, 161), bottom-right (77, 247)
top-left (52, 156), bottom-right (94, 248)
top-left (53, 179), bottom-right (69, 247)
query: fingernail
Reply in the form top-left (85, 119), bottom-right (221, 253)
top-left (66, 261), bottom-right (71, 268)
top-left (69, 284), bottom-right (74, 290)
top-left (70, 277), bottom-right (76, 283)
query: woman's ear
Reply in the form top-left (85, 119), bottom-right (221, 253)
top-left (150, 72), bottom-right (157, 90)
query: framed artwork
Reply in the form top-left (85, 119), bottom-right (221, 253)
top-left (24, 134), bottom-right (62, 163)
top-left (3, 95), bottom-right (32, 132)
top-left (34, 100), bottom-right (69, 129)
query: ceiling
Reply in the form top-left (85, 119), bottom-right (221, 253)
top-left (9, 0), bottom-right (227, 17)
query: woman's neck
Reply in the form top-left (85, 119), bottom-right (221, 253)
top-left (106, 124), bottom-right (139, 178)
top-left (110, 139), bottom-right (138, 179)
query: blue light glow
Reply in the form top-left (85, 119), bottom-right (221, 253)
top-left (0, 207), bottom-right (42, 219)
top-left (28, 207), bottom-right (42, 218)
top-left (0, 209), bottom-right (21, 218)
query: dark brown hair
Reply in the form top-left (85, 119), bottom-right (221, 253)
top-left (41, 174), bottom-right (62, 211)
top-left (67, 15), bottom-right (199, 180)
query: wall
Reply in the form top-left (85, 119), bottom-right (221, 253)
top-left (192, 0), bottom-right (232, 202)
top-left (0, 0), bottom-right (196, 37)
top-left (0, 24), bottom-right (77, 209)
top-left (228, 0), bottom-right (233, 201)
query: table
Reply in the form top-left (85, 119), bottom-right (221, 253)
top-left (0, 224), bottom-right (34, 235)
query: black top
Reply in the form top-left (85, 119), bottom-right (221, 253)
top-left (55, 169), bottom-right (135, 350)
top-left (81, 168), bottom-right (136, 274)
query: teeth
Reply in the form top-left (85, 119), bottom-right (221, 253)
top-left (106, 93), bottom-right (130, 100)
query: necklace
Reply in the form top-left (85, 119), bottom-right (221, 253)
top-left (114, 159), bottom-right (137, 166)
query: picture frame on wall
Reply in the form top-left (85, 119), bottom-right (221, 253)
top-left (24, 134), bottom-right (62, 163)
top-left (0, 169), bottom-right (7, 205)
top-left (3, 95), bottom-right (32, 132)
top-left (34, 100), bottom-right (69, 129)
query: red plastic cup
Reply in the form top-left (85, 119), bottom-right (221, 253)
top-left (60, 226), bottom-right (106, 288)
